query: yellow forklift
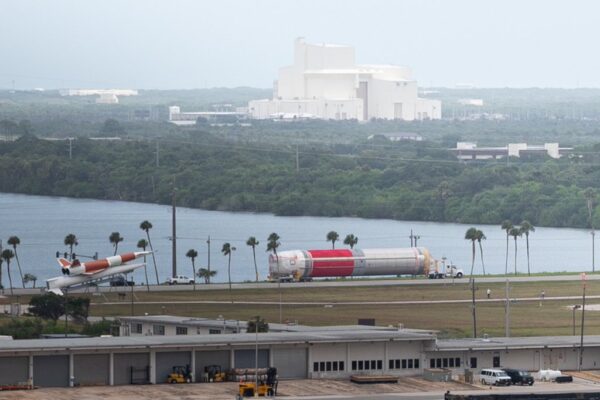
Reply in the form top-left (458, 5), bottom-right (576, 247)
top-left (238, 367), bottom-right (278, 397)
top-left (166, 365), bottom-right (192, 383)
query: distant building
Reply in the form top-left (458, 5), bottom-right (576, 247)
top-left (59, 89), bottom-right (138, 104)
top-left (248, 38), bottom-right (441, 122)
top-left (367, 132), bottom-right (423, 142)
top-left (452, 142), bottom-right (573, 160)
top-left (457, 98), bottom-right (483, 106)
top-left (168, 105), bottom-right (248, 126)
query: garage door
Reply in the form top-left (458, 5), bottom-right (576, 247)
top-left (113, 352), bottom-right (150, 385)
top-left (155, 351), bottom-right (191, 384)
top-left (195, 350), bottom-right (230, 382)
top-left (234, 349), bottom-right (269, 369)
top-left (272, 347), bottom-right (307, 379)
top-left (33, 355), bottom-right (69, 387)
top-left (74, 354), bottom-right (109, 386)
top-left (0, 356), bottom-right (28, 385)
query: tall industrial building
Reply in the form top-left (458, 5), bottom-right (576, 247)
top-left (248, 38), bottom-right (441, 121)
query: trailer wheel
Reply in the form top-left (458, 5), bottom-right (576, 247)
top-left (456, 272), bottom-right (463, 278)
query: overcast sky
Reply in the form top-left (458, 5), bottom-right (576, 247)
top-left (1, 0), bottom-right (599, 89)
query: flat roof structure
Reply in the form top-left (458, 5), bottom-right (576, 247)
top-left (433, 335), bottom-right (599, 351)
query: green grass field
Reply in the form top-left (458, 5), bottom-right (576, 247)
top-left (76, 279), bottom-right (599, 338)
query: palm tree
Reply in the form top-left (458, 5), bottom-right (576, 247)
top-left (109, 232), bottom-right (124, 255)
top-left (474, 229), bottom-right (486, 275)
top-left (501, 220), bottom-right (513, 275)
top-left (23, 273), bottom-right (37, 288)
top-left (465, 227), bottom-right (478, 278)
top-left (509, 227), bottom-right (522, 275)
top-left (221, 243), bottom-right (236, 296)
top-left (0, 257), bottom-right (3, 292)
top-left (7, 236), bottom-right (24, 288)
top-left (343, 234), bottom-right (359, 249)
top-left (326, 231), bottom-right (339, 249)
top-left (266, 233), bottom-right (281, 271)
top-left (64, 233), bottom-right (78, 260)
top-left (137, 239), bottom-right (150, 290)
top-left (1, 249), bottom-right (14, 295)
top-left (140, 220), bottom-right (159, 285)
top-left (186, 249), bottom-right (198, 291)
top-left (520, 220), bottom-right (535, 276)
top-left (584, 188), bottom-right (597, 272)
top-left (267, 232), bottom-right (282, 323)
top-left (197, 268), bottom-right (217, 284)
top-left (246, 236), bottom-right (260, 282)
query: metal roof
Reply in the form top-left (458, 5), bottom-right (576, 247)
top-left (433, 335), bottom-right (600, 351)
top-left (0, 329), bottom-right (435, 354)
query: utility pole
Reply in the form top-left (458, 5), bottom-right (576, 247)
top-left (409, 230), bottom-right (421, 247)
top-left (171, 186), bottom-right (177, 278)
top-left (579, 273), bottom-right (587, 371)
top-left (155, 140), bottom-right (160, 167)
top-left (471, 278), bottom-right (477, 338)
top-left (67, 138), bottom-right (73, 160)
top-left (207, 236), bottom-right (211, 284)
top-left (505, 279), bottom-right (510, 337)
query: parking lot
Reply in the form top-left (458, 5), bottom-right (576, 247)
top-left (3, 375), bottom-right (600, 400)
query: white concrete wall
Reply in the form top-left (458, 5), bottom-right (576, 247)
top-left (248, 98), bottom-right (363, 120)
top-left (305, 74), bottom-right (357, 100)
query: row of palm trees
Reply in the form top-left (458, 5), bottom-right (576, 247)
top-left (464, 220), bottom-right (536, 277)
top-left (325, 231), bottom-right (359, 249)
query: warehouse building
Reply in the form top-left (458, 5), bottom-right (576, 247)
top-left (3, 322), bottom-right (600, 388)
top-left (0, 328), bottom-right (435, 387)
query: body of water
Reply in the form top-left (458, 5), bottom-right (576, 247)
top-left (0, 193), bottom-right (595, 286)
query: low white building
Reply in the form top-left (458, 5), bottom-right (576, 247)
top-left (249, 38), bottom-right (440, 122)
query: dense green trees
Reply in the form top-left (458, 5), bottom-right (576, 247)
top-left (1, 116), bottom-right (600, 230)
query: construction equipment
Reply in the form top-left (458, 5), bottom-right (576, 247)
top-left (166, 365), bottom-right (192, 384)
top-left (238, 367), bottom-right (278, 397)
top-left (205, 364), bottom-right (227, 382)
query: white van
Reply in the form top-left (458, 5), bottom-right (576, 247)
top-left (480, 369), bottom-right (512, 386)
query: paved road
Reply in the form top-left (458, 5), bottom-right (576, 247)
top-left (4, 273), bottom-right (598, 296)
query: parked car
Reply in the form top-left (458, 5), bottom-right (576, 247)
top-left (502, 368), bottom-right (534, 385)
top-left (167, 275), bottom-right (195, 285)
top-left (109, 276), bottom-right (134, 287)
top-left (480, 369), bottom-right (512, 386)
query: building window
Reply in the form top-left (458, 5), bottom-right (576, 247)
top-left (470, 357), bottom-right (477, 369)
top-left (314, 361), bottom-right (344, 372)
top-left (414, 359), bottom-right (420, 369)
top-left (352, 361), bottom-right (357, 371)
top-left (455, 358), bottom-right (461, 367)
top-left (209, 329), bottom-right (221, 334)
top-left (430, 359), bottom-right (435, 368)
top-left (443, 358), bottom-right (448, 368)
top-left (153, 325), bottom-right (165, 335)
top-left (402, 359), bottom-right (407, 369)
top-left (176, 326), bottom-right (188, 335)
top-left (132, 323), bottom-right (142, 334)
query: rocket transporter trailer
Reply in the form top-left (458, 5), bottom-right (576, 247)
top-left (269, 247), bottom-right (463, 282)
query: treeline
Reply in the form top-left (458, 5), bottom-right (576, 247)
top-left (1, 132), bottom-right (600, 229)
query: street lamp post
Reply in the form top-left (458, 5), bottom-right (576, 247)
top-left (572, 305), bottom-right (581, 335)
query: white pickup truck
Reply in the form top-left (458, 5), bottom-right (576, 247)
top-left (428, 265), bottom-right (464, 279)
top-left (167, 275), bottom-right (195, 285)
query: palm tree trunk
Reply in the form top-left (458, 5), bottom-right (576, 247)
top-left (14, 252), bottom-right (24, 288)
top-left (228, 254), bottom-right (232, 302)
top-left (252, 248), bottom-right (258, 283)
top-left (505, 234), bottom-right (509, 275)
top-left (146, 232), bottom-right (159, 285)
top-left (478, 241), bottom-right (486, 275)
top-left (526, 235), bottom-right (531, 276)
top-left (514, 238), bottom-right (518, 275)
top-left (192, 259), bottom-right (196, 291)
top-left (143, 254), bottom-right (150, 292)
top-left (114, 244), bottom-right (118, 256)
top-left (0, 262), bottom-right (3, 294)
top-left (6, 262), bottom-right (13, 296)
top-left (469, 241), bottom-right (476, 277)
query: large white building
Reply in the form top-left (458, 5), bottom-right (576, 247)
top-left (249, 38), bottom-right (441, 121)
